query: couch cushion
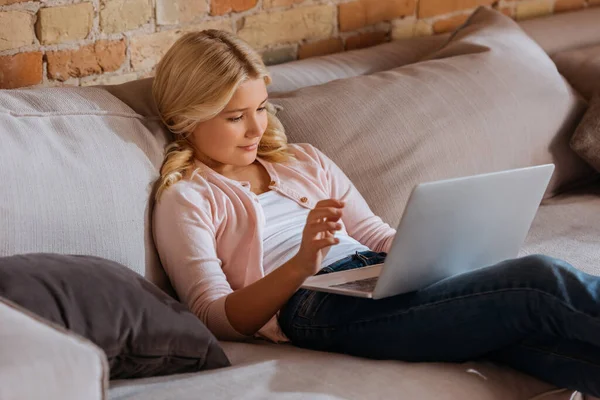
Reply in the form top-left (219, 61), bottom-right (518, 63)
top-left (552, 44), bottom-right (600, 101)
top-left (268, 35), bottom-right (448, 93)
top-left (519, 7), bottom-right (600, 55)
top-left (521, 184), bottom-right (600, 276)
top-left (0, 253), bottom-right (231, 379)
top-left (270, 7), bottom-right (592, 228)
top-left (0, 87), bottom-right (173, 293)
top-left (108, 340), bottom-right (566, 400)
top-left (0, 297), bottom-right (108, 400)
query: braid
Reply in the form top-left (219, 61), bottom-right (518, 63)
top-left (155, 139), bottom-right (196, 202)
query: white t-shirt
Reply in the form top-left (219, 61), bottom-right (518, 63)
top-left (258, 190), bottom-right (369, 275)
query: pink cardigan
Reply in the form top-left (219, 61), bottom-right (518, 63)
top-left (152, 143), bottom-right (396, 342)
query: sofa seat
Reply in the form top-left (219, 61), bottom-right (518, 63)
top-left (521, 183), bottom-right (600, 277)
top-left (109, 339), bottom-right (568, 400)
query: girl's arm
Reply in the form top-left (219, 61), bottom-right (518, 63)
top-left (224, 257), bottom-right (306, 336)
top-left (226, 198), bottom-right (345, 335)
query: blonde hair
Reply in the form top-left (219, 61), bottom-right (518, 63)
top-left (152, 29), bottom-right (295, 201)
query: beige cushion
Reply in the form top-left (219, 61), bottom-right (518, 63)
top-left (268, 35), bottom-right (448, 94)
top-left (271, 7), bottom-right (592, 228)
top-left (0, 87), bottom-right (173, 293)
top-left (552, 44), bottom-right (600, 101)
top-left (0, 297), bottom-right (108, 400)
top-left (101, 77), bottom-right (159, 119)
top-left (570, 93), bottom-right (600, 172)
top-left (519, 7), bottom-right (600, 55)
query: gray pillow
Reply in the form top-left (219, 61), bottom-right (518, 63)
top-left (0, 253), bottom-right (231, 379)
top-left (571, 93), bottom-right (600, 173)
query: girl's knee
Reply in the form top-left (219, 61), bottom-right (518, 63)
top-left (519, 254), bottom-right (576, 276)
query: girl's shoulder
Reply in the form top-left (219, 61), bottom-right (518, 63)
top-left (154, 172), bottom-right (216, 215)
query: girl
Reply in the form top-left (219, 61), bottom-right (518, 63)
top-left (152, 29), bottom-right (600, 397)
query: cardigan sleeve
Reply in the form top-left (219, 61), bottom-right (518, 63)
top-left (308, 144), bottom-right (396, 253)
top-left (153, 183), bottom-right (250, 341)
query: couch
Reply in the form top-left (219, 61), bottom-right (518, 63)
top-left (1, 6), bottom-right (599, 400)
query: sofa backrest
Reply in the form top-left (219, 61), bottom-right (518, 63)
top-left (1, 7), bottom-right (599, 290)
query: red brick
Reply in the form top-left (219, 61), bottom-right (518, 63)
top-left (364, 0), bottom-right (416, 24)
top-left (298, 38), bottom-right (344, 59)
top-left (46, 40), bottom-right (126, 81)
top-left (338, 1), bottom-right (367, 32)
top-left (345, 31), bottom-right (387, 51)
top-left (211, 0), bottom-right (257, 15)
top-left (554, 0), bottom-right (586, 12)
top-left (418, 0), bottom-right (495, 18)
top-left (0, 52), bottom-right (43, 89)
top-left (339, 0), bottom-right (416, 32)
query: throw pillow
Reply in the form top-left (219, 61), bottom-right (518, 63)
top-left (0, 253), bottom-right (231, 379)
top-left (571, 93), bottom-right (600, 172)
top-left (271, 7), bottom-right (592, 228)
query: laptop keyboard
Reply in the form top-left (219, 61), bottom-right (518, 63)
top-left (331, 277), bottom-right (378, 293)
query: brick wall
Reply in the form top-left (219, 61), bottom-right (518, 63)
top-left (0, 0), bottom-right (598, 89)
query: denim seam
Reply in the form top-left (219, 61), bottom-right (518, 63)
top-left (284, 290), bottom-right (311, 326)
top-left (297, 292), bottom-right (332, 320)
top-left (296, 290), bottom-right (318, 318)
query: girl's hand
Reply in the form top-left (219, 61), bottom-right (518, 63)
top-left (292, 199), bottom-right (345, 279)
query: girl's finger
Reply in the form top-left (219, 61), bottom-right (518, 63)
top-left (306, 220), bottom-right (342, 235)
top-left (309, 207), bottom-right (343, 221)
top-left (313, 236), bottom-right (340, 249)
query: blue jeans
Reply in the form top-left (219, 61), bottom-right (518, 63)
top-left (278, 251), bottom-right (600, 396)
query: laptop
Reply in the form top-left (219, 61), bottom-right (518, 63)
top-left (300, 164), bottom-right (555, 300)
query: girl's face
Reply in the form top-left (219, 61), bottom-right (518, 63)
top-left (190, 78), bottom-right (269, 175)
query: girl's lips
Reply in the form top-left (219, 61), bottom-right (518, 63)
top-left (239, 143), bottom-right (258, 151)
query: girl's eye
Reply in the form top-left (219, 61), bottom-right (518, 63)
top-left (227, 106), bottom-right (266, 122)
top-left (228, 115), bottom-right (243, 122)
